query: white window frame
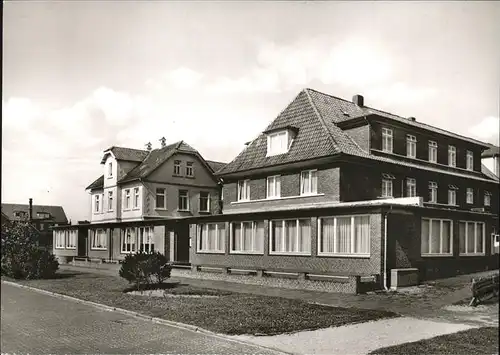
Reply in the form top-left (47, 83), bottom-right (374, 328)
top-left (199, 192), bottom-right (210, 212)
top-left (133, 187), bottom-right (140, 209)
top-left (55, 231), bottom-right (65, 249)
top-left (406, 178), bottom-right (416, 197)
top-left (94, 194), bottom-right (100, 213)
top-left (197, 223), bottom-right (226, 253)
top-left (174, 160), bottom-right (181, 175)
top-left (381, 179), bottom-right (393, 198)
top-left (448, 189), bottom-right (457, 206)
top-left (108, 191), bottom-right (113, 212)
top-left (124, 189), bottom-right (131, 210)
top-left (428, 182), bottom-right (438, 203)
top-left (484, 191), bottom-right (491, 206)
top-left (237, 180), bottom-right (250, 201)
top-left (428, 141), bottom-right (438, 163)
top-left (230, 221), bottom-right (265, 254)
top-left (421, 218), bottom-right (453, 256)
top-left (138, 226), bottom-right (155, 253)
top-left (266, 175), bottom-right (281, 199)
top-left (155, 188), bottom-right (167, 210)
top-left (466, 150), bottom-right (474, 171)
top-left (382, 128), bottom-right (393, 153)
top-left (186, 162), bottom-right (194, 177)
top-left (91, 229), bottom-right (107, 250)
top-left (108, 162), bottom-right (113, 178)
top-left (267, 130), bottom-right (289, 156)
top-left (317, 215), bottom-right (371, 257)
top-left (406, 134), bottom-right (417, 158)
top-left (466, 188), bottom-right (474, 204)
top-left (269, 218), bottom-right (312, 255)
top-left (66, 230), bottom-right (77, 249)
top-left (121, 227), bottom-right (136, 254)
top-left (448, 145), bottom-right (456, 167)
top-left (178, 190), bottom-right (190, 211)
top-left (459, 221), bottom-right (485, 256)
top-left (300, 170), bottom-right (318, 196)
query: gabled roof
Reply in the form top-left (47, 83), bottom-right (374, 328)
top-left (101, 146), bottom-right (149, 164)
top-left (481, 164), bottom-right (499, 181)
top-left (206, 160), bottom-right (227, 174)
top-left (86, 175), bottom-right (104, 190)
top-left (482, 144), bottom-right (499, 158)
top-left (217, 88), bottom-right (497, 183)
top-left (1, 203), bottom-right (68, 224)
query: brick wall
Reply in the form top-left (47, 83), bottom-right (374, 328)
top-left (344, 124), bottom-right (370, 152)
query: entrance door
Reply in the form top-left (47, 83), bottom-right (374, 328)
top-left (174, 223), bottom-right (190, 263)
top-left (77, 229), bottom-right (87, 257)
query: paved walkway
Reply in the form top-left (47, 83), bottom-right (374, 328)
top-left (0, 282), bottom-right (282, 355)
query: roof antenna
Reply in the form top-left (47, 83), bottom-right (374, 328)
top-left (145, 142), bottom-right (152, 151)
top-left (159, 137), bottom-right (166, 148)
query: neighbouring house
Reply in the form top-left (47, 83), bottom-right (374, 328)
top-left (481, 143), bottom-right (499, 177)
top-left (188, 88), bottom-right (500, 291)
top-left (2, 199), bottom-right (69, 248)
top-left (53, 139), bottom-right (225, 264)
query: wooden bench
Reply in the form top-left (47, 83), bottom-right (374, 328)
top-left (469, 274), bottom-right (499, 307)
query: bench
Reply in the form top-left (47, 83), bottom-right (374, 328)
top-left (469, 274), bottom-right (499, 307)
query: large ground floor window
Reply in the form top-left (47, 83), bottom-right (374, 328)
top-left (66, 230), bottom-right (77, 249)
top-left (459, 221), bottom-right (485, 255)
top-left (55, 230), bottom-right (65, 249)
top-left (198, 223), bottom-right (225, 253)
top-left (421, 218), bottom-right (452, 256)
top-left (139, 226), bottom-right (155, 253)
top-left (230, 221), bottom-right (264, 253)
top-left (318, 215), bottom-right (370, 256)
top-left (270, 219), bottom-right (311, 255)
top-left (91, 229), bottom-right (107, 250)
top-left (121, 227), bottom-right (136, 253)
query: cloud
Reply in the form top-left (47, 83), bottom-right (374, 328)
top-left (469, 116), bottom-right (500, 144)
top-left (146, 66), bottom-right (204, 91)
top-left (364, 82), bottom-right (438, 107)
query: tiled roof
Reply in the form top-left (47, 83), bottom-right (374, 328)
top-left (86, 175), bottom-right (104, 190)
top-left (101, 146), bottom-right (149, 164)
top-left (1, 203), bottom-right (68, 224)
top-left (218, 88), bottom-right (497, 183)
top-left (206, 160), bottom-right (227, 174)
top-left (481, 164), bottom-right (499, 181)
top-left (482, 144), bottom-right (499, 158)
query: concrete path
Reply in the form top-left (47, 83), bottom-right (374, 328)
top-left (0, 282), bottom-right (283, 355)
top-left (230, 317), bottom-right (477, 355)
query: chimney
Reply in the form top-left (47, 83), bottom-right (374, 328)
top-left (352, 94), bottom-right (364, 107)
top-left (160, 137), bottom-right (166, 148)
top-left (145, 142), bottom-right (152, 151)
top-left (408, 116), bottom-right (416, 122)
top-left (28, 198), bottom-right (33, 221)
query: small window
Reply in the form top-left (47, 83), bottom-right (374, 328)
top-left (66, 230), bottom-right (77, 249)
top-left (139, 226), bottom-right (155, 253)
top-left (448, 145), bottom-right (456, 167)
top-left (406, 135), bottom-right (417, 158)
top-left (186, 162), bottom-right (194, 177)
top-left (94, 195), bottom-right (100, 213)
top-left (108, 162), bottom-right (113, 178)
top-left (466, 188), bottom-right (474, 204)
top-left (267, 175), bottom-right (281, 199)
top-left (448, 189), bottom-right (457, 205)
top-left (108, 191), bottom-right (113, 212)
top-left (55, 231), bottom-right (65, 249)
top-left (124, 189), bottom-right (131, 210)
top-left (156, 188), bottom-right (167, 209)
top-left (267, 131), bottom-right (289, 156)
top-left (199, 192), bottom-right (210, 212)
top-left (178, 190), bottom-right (189, 211)
top-left (121, 228), bottom-right (136, 253)
top-left (133, 187), bottom-right (140, 209)
top-left (406, 178), bottom-right (416, 197)
top-left (300, 170), bottom-right (318, 195)
top-left (466, 150), bottom-right (474, 171)
top-left (382, 128), bottom-right (393, 153)
top-left (91, 229), bottom-right (107, 250)
top-left (428, 182), bottom-right (438, 203)
top-left (459, 221), bottom-right (485, 255)
top-left (484, 191), bottom-right (491, 206)
top-left (428, 141), bottom-right (438, 163)
top-left (237, 180), bottom-right (250, 201)
top-left (381, 179), bottom-right (393, 198)
top-left (174, 160), bottom-right (181, 175)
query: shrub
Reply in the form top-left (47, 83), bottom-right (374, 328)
top-left (119, 251), bottom-right (172, 290)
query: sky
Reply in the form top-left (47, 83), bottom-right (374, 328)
top-left (2, 1), bottom-right (500, 222)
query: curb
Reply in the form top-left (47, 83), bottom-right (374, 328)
top-left (1, 280), bottom-right (292, 355)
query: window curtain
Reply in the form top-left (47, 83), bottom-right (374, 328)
top-left (336, 217), bottom-right (351, 253)
top-left (273, 221), bottom-right (283, 252)
top-left (467, 223), bottom-right (475, 253)
top-left (217, 223), bottom-right (225, 251)
top-left (208, 224), bottom-right (217, 250)
top-left (459, 222), bottom-right (466, 254)
top-left (285, 220), bottom-right (296, 252)
top-left (300, 172), bottom-right (308, 194)
top-left (421, 220), bottom-right (430, 254)
top-left (233, 223), bottom-right (241, 251)
top-left (321, 218), bottom-right (335, 253)
top-left (311, 171), bottom-right (318, 193)
top-left (254, 221), bottom-right (264, 252)
top-left (201, 225), bottom-right (208, 251)
top-left (242, 222), bottom-right (252, 251)
top-left (430, 220), bottom-right (440, 253)
top-left (354, 216), bottom-right (370, 254)
top-left (441, 221), bottom-right (451, 254)
top-left (298, 219), bottom-right (311, 253)
top-left (476, 224), bottom-right (484, 253)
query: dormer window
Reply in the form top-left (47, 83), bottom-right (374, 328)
top-left (108, 162), bottom-right (113, 178)
top-left (37, 212), bottom-right (50, 219)
top-left (267, 130), bottom-right (289, 156)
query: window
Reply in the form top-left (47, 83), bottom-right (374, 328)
top-left (318, 215), bottom-right (370, 256)
top-left (66, 230), bottom-right (77, 249)
top-left (174, 160), bottom-right (181, 175)
top-left (448, 188), bottom-right (457, 205)
top-left (124, 189), bottom-right (131, 210)
top-left (459, 221), bottom-right (485, 255)
top-left (406, 135), bottom-right (417, 158)
top-left (300, 170), bottom-right (318, 195)
top-left (133, 187), bottom-right (140, 209)
top-left (156, 188), bottom-right (166, 209)
top-left (267, 131), bottom-right (289, 156)
top-left (429, 182), bottom-right (438, 203)
top-left (121, 228), bottom-right (136, 253)
top-left (428, 141), bottom-right (438, 163)
top-left (484, 191), bottom-right (491, 206)
top-left (381, 179), bottom-right (393, 198)
top-left (421, 219), bottom-right (453, 256)
top-left (139, 226), bottom-right (154, 253)
top-left (382, 128), bottom-right (393, 153)
top-left (40, 223), bottom-right (45, 231)
top-left (94, 195), bottom-right (100, 213)
top-left (237, 180), bottom-right (250, 201)
top-left (198, 223), bottom-right (225, 253)
top-left (466, 188), bottom-right (474, 204)
top-left (55, 231), bottom-right (65, 249)
top-left (37, 212), bottom-right (50, 219)
top-left (448, 145), bottom-right (456, 167)
top-left (231, 221), bottom-right (264, 253)
top-left (267, 175), bottom-right (281, 198)
top-left (178, 190), bottom-right (189, 211)
top-left (466, 150), bottom-right (474, 171)
top-left (91, 229), bottom-right (107, 250)
top-left (270, 219), bottom-right (311, 254)
top-left (108, 162), bottom-right (113, 178)
top-left (108, 191), bottom-right (113, 212)
top-left (199, 192), bottom-right (210, 212)
top-left (186, 162), bottom-right (194, 177)
top-left (406, 178), bottom-right (416, 197)
top-left (14, 211), bottom-right (27, 218)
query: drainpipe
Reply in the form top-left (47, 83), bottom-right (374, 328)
top-left (383, 205), bottom-right (393, 291)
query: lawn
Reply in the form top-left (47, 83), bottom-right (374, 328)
top-left (369, 326), bottom-right (499, 355)
top-left (2, 270), bottom-right (398, 335)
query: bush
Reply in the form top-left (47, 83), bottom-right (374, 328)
top-left (1, 220), bottom-right (59, 279)
top-left (119, 251), bottom-right (172, 290)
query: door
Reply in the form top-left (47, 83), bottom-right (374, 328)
top-left (175, 223), bottom-right (190, 263)
top-left (77, 229), bottom-right (87, 257)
